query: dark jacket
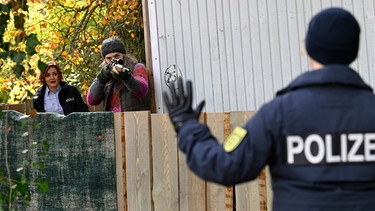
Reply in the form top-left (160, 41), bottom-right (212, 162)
top-left (33, 81), bottom-right (89, 115)
top-left (86, 63), bottom-right (150, 111)
top-left (102, 79), bottom-right (150, 111)
top-left (178, 65), bottom-right (375, 210)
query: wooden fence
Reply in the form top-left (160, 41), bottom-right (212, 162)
top-left (0, 98), bottom-right (104, 114)
top-left (0, 106), bottom-right (273, 211)
top-left (114, 111), bottom-right (273, 211)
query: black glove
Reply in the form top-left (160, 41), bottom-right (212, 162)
top-left (112, 68), bottom-right (132, 81)
top-left (97, 65), bottom-right (113, 84)
top-left (163, 77), bottom-right (205, 133)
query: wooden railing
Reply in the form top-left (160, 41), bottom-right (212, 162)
top-left (0, 97), bottom-right (104, 114)
top-left (0, 110), bottom-right (272, 211)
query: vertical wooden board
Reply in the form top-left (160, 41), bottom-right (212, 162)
top-left (206, 113), bottom-right (228, 211)
top-left (25, 99), bottom-right (33, 115)
top-left (124, 111), bottom-right (153, 211)
top-left (230, 111), bottom-right (263, 211)
top-left (178, 151), bottom-right (207, 211)
top-left (178, 112), bottom-right (207, 211)
top-left (235, 114), bottom-right (273, 211)
top-left (235, 181), bottom-right (260, 211)
top-left (224, 112), bottom-right (235, 211)
top-left (266, 167), bottom-right (273, 211)
top-left (258, 169), bottom-right (268, 211)
top-left (229, 111), bottom-right (255, 128)
top-left (151, 114), bottom-right (179, 211)
top-left (114, 113), bottom-right (125, 211)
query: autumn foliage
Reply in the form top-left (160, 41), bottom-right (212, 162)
top-left (0, 0), bottom-right (145, 104)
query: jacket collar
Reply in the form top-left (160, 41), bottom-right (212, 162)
top-left (276, 65), bottom-right (373, 96)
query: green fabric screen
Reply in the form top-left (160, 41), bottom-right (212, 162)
top-left (0, 111), bottom-right (117, 211)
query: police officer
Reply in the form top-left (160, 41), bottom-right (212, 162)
top-left (163, 7), bottom-right (375, 211)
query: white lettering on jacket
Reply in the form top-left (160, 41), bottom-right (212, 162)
top-left (286, 133), bottom-right (375, 164)
top-left (66, 97), bottom-right (75, 102)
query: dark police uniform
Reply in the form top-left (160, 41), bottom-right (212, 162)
top-left (177, 65), bottom-right (375, 210)
top-left (33, 81), bottom-right (89, 115)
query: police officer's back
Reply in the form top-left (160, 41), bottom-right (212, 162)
top-left (163, 7), bottom-right (375, 211)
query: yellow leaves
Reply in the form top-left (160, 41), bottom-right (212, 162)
top-left (7, 75), bottom-right (41, 104)
top-left (1, 0), bottom-right (145, 105)
top-left (13, 83), bottom-right (21, 94)
top-left (73, 50), bottom-right (80, 58)
top-left (50, 43), bottom-right (59, 49)
top-left (82, 81), bottom-right (89, 93)
top-left (8, 82), bottom-right (28, 103)
top-left (102, 19), bottom-right (109, 25)
top-left (14, 30), bottom-right (25, 37)
top-left (94, 46), bottom-right (101, 53)
top-left (72, 57), bottom-right (83, 65)
top-left (1, 73), bottom-right (41, 104)
top-left (61, 51), bottom-right (69, 59)
top-left (113, 15), bottom-right (123, 21)
top-left (29, 26), bottom-right (37, 33)
top-left (97, 134), bottom-right (104, 141)
top-left (69, 18), bottom-right (76, 26)
top-left (112, 11), bottom-right (123, 21)
top-left (129, 1), bottom-right (138, 10)
top-left (116, 15), bottom-right (124, 21)
top-left (30, 109), bottom-right (38, 118)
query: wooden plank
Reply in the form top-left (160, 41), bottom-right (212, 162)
top-left (151, 114), bottom-right (179, 211)
top-left (259, 169), bottom-right (268, 211)
top-left (114, 112), bottom-right (125, 211)
top-left (178, 152), bottom-right (207, 211)
top-left (124, 111), bottom-right (153, 211)
top-left (206, 113), bottom-right (229, 211)
top-left (266, 166), bottom-right (273, 211)
top-left (231, 111), bottom-right (273, 211)
top-left (0, 104), bottom-right (24, 114)
top-left (230, 111), bottom-right (261, 211)
top-left (178, 113), bottom-right (207, 211)
top-left (223, 112), bottom-right (234, 211)
top-left (24, 99), bottom-right (33, 115)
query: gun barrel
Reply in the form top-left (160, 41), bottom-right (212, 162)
top-left (114, 64), bottom-right (131, 73)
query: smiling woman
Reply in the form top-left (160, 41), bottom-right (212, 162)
top-left (32, 61), bottom-right (89, 115)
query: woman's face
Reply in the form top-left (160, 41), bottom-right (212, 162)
top-left (45, 67), bottom-right (61, 90)
top-left (104, 52), bottom-right (124, 64)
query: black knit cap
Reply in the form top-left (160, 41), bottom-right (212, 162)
top-left (305, 7), bottom-right (360, 65)
top-left (100, 36), bottom-right (126, 58)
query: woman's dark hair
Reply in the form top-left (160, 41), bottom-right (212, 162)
top-left (39, 61), bottom-right (63, 85)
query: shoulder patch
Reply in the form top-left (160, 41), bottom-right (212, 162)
top-left (223, 127), bottom-right (247, 152)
